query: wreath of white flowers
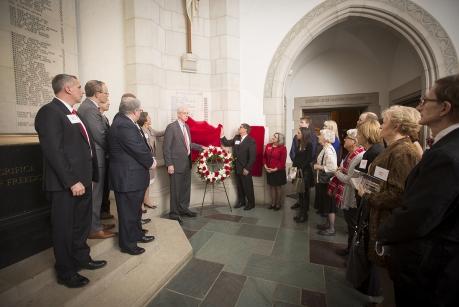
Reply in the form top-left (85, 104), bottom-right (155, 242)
top-left (197, 145), bottom-right (233, 182)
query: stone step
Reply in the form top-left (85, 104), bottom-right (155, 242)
top-left (0, 217), bottom-right (192, 307)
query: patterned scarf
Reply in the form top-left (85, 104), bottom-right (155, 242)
top-left (327, 146), bottom-right (365, 207)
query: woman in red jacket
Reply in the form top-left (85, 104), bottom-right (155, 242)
top-left (263, 133), bottom-right (287, 210)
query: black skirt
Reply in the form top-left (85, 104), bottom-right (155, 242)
top-left (315, 183), bottom-right (336, 214)
top-left (267, 169), bottom-right (287, 186)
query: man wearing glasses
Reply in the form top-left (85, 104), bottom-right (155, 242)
top-left (78, 80), bottom-right (115, 239)
top-left (109, 96), bottom-right (156, 255)
top-left (379, 74), bottom-right (459, 306)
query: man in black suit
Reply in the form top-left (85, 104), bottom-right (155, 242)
top-left (220, 123), bottom-right (257, 210)
top-left (35, 74), bottom-right (106, 288)
top-left (109, 96), bottom-right (155, 255)
top-left (379, 74), bottom-right (459, 306)
top-left (164, 106), bottom-right (205, 224)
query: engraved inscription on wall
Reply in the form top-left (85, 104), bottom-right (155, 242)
top-left (0, 0), bottom-right (76, 134)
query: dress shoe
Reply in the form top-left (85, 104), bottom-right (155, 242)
top-left (100, 212), bottom-right (114, 220)
top-left (138, 235), bottom-right (155, 243)
top-left (80, 260), bottom-right (107, 270)
top-left (102, 223), bottom-right (115, 230)
top-left (181, 210), bottom-right (197, 217)
top-left (144, 203), bottom-right (157, 209)
top-left (316, 223), bottom-right (329, 230)
top-left (234, 202), bottom-right (245, 209)
top-left (294, 215), bottom-right (308, 223)
top-left (169, 215), bottom-right (183, 225)
top-left (273, 205), bottom-right (281, 211)
top-left (88, 230), bottom-right (116, 239)
top-left (268, 205), bottom-right (275, 209)
top-left (142, 228), bottom-right (149, 233)
top-left (243, 204), bottom-right (254, 211)
top-left (141, 218), bottom-right (151, 225)
top-left (121, 246), bottom-right (145, 255)
top-left (318, 229), bottom-right (336, 236)
top-left (290, 203), bottom-right (300, 209)
top-left (57, 273), bottom-right (89, 288)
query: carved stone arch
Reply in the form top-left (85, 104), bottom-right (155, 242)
top-left (263, 0), bottom-right (459, 133)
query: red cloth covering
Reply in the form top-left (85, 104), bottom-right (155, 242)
top-left (187, 116), bottom-right (265, 177)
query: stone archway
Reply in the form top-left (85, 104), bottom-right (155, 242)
top-left (263, 0), bottom-right (459, 134)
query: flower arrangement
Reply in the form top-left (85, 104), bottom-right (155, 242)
top-left (197, 145), bottom-right (233, 182)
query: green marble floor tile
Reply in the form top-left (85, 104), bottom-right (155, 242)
top-left (273, 283), bottom-right (301, 305)
top-left (240, 217), bottom-right (259, 224)
top-left (201, 271), bottom-right (246, 307)
top-left (271, 228), bottom-right (310, 261)
top-left (324, 266), bottom-right (369, 307)
top-left (181, 217), bottom-right (210, 231)
top-left (195, 232), bottom-right (273, 274)
top-left (235, 277), bottom-right (277, 307)
top-left (189, 230), bottom-right (214, 255)
top-left (166, 258), bottom-right (223, 299)
top-left (236, 224), bottom-right (278, 241)
top-left (273, 302), bottom-right (303, 307)
top-left (243, 254), bottom-right (325, 292)
top-left (202, 220), bottom-right (242, 235)
top-left (147, 289), bottom-right (201, 307)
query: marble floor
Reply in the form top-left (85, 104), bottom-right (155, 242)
top-left (147, 194), bottom-right (394, 307)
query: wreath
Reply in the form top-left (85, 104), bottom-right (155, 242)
top-left (197, 145), bottom-right (233, 182)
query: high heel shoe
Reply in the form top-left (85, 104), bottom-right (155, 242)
top-left (268, 205), bottom-right (275, 210)
top-left (144, 203), bottom-right (157, 209)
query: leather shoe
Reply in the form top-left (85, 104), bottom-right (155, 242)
top-left (80, 260), bottom-right (107, 270)
top-left (243, 205), bottom-right (254, 210)
top-left (100, 212), bottom-right (114, 220)
top-left (88, 230), bottom-right (116, 239)
top-left (57, 273), bottom-right (89, 288)
top-left (290, 203), bottom-right (300, 209)
top-left (142, 228), bottom-right (149, 233)
top-left (102, 223), bottom-right (115, 230)
top-left (141, 218), bottom-right (151, 225)
top-left (121, 246), bottom-right (145, 255)
top-left (234, 203), bottom-right (245, 209)
top-left (169, 215), bottom-right (183, 225)
top-left (181, 210), bottom-right (197, 217)
top-left (138, 235), bottom-right (155, 243)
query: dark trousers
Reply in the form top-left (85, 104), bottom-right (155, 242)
top-left (101, 158), bottom-right (111, 214)
top-left (236, 173), bottom-right (255, 206)
top-left (48, 188), bottom-right (92, 279)
top-left (343, 207), bottom-right (358, 250)
top-left (169, 167), bottom-right (191, 216)
top-left (114, 190), bottom-right (144, 250)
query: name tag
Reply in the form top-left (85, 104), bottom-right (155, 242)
top-left (359, 159), bottom-right (368, 169)
top-left (67, 114), bottom-right (81, 124)
top-left (374, 166), bottom-right (389, 181)
top-left (235, 140), bottom-right (241, 145)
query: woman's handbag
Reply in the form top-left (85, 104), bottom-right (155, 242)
top-left (287, 166), bottom-right (298, 182)
top-left (294, 168), bottom-right (306, 193)
top-left (317, 169), bottom-right (334, 183)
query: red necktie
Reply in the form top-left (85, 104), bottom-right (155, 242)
top-left (72, 109), bottom-right (91, 145)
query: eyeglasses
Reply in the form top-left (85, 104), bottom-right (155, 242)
top-left (419, 95), bottom-right (439, 106)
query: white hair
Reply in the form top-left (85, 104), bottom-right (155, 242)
top-left (176, 105), bottom-right (189, 114)
top-left (320, 128), bottom-right (335, 144)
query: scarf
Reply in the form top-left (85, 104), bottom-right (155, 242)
top-left (327, 146), bottom-right (365, 207)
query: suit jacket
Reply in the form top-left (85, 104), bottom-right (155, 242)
top-left (78, 98), bottom-right (109, 168)
top-left (108, 113), bottom-right (153, 192)
top-left (163, 120), bottom-right (201, 173)
top-left (34, 98), bottom-right (98, 191)
top-left (221, 135), bottom-right (256, 175)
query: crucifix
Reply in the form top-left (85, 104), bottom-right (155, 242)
top-left (182, 0), bottom-right (199, 72)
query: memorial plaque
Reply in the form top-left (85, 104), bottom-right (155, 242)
top-left (0, 0), bottom-right (78, 134)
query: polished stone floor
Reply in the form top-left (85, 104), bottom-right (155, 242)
top-left (147, 194), bottom-right (392, 307)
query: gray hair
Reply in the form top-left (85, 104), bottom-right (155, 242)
top-left (320, 128), bottom-right (335, 144)
top-left (177, 105), bottom-right (189, 114)
top-left (274, 132), bottom-right (285, 145)
top-left (119, 97), bottom-right (141, 115)
top-left (346, 128), bottom-right (358, 140)
top-left (52, 74), bottom-right (77, 94)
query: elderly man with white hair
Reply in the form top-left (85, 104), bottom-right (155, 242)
top-left (164, 105), bottom-right (206, 224)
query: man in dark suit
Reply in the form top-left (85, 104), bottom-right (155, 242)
top-left (78, 80), bottom-right (115, 239)
top-left (109, 96), bottom-right (155, 255)
top-left (220, 123), bottom-right (257, 210)
top-left (35, 74), bottom-right (106, 288)
top-left (163, 106), bottom-right (205, 224)
top-left (379, 74), bottom-right (459, 306)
